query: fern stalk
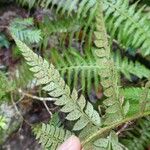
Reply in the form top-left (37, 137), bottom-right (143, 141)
top-left (82, 111), bottom-right (150, 147)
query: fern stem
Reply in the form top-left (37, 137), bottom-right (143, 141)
top-left (58, 65), bottom-right (101, 71)
top-left (81, 111), bottom-right (150, 146)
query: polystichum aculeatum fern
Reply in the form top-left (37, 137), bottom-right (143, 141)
top-left (11, 0), bottom-right (150, 150)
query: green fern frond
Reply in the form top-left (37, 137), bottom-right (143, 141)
top-left (51, 48), bottom-right (100, 94)
top-left (0, 115), bottom-right (7, 130)
top-left (103, 0), bottom-right (150, 56)
top-left (16, 0), bottom-right (96, 18)
top-left (39, 17), bottom-right (82, 49)
top-left (10, 18), bottom-right (41, 44)
top-left (16, 0), bottom-right (97, 47)
top-left (40, 17), bottom-right (81, 36)
top-left (93, 1), bottom-right (126, 124)
top-left (13, 36), bottom-right (101, 131)
top-left (93, 131), bottom-right (128, 150)
top-left (121, 86), bottom-right (150, 115)
top-left (121, 117), bottom-right (150, 150)
top-left (33, 123), bottom-right (72, 150)
top-left (50, 48), bottom-right (150, 94)
top-left (115, 53), bottom-right (150, 80)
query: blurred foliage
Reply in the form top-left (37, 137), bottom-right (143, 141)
top-left (0, 34), bottom-right (9, 49)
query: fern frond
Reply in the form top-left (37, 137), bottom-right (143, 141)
top-left (16, 0), bottom-right (96, 18)
top-left (115, 53), bottom-right (150, 80)
top-left (93, 131), bottom-right (128, 150)
top-left (93, 1), bottom-right (126, 124)
top-left (51, 48), bottom-right (100, 94)
top-left (10, 18), bottom-right (41, 44)
top-left (103, 0), bottom-right (150, 56)
top-left (121, 86), bottom-right (150, 116)
top-left (121, 117), bottom-right (150, 150)
top-left (39, 17), bottom-right (82, 49)
top-left (16, 0), bottom-right (97, 47)
top-left (51, 48), bottom-right (150, 94)
top-left (33, 123), bottom-right (72, 150)
top-left (13, 36), bottom-right (101, 131)
top-left (40, 17), bottom-right (81, 35)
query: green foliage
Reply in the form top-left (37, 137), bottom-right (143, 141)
top-left (121, 87), bottom-right (150, 116)
top-left (51, 48), bottom-right (100, 94)
top-left (16, 0), bottom-right (97, 18)
top-left (0, 115), bottom-right (7, 130)
top-left (13, 36), bottom-right (101, 131)
top-left (13, 63), bottom-right (33, 89)
top-left (121, 117), bottom-right (150, 150)
top-left (51, 48), bottom-right (150, 95)
top-left (9, 0), bottom-right (150, 149)
top-left (33, 123), bottom-right (72, 150)
top-left (39, 17), bottom-right (82, 49)
top-left (16, 0), bottom-right (97, 48)
top-left (115, 53), bottom-right (150, 80)
top-left (0, 33), bottom-right (9, 49)
top-left (94, 131), bottom-right (127, 150)
top-left (9, 18), bottom-right (41, 44)
top-left (16, 0), bottom-right (150, 56)
top-left (0, 72), bottom-right (14, 102)
top-left (103, 0), bottom-right (150, 56)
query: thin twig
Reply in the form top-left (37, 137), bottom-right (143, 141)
top-left (43, 101), bottom-right (52, 117)
top-left (18, 89), bottom-right (55, 101)
top-left (18, 89), bottom-right (54, 117)
top-left (116, 121), bottom-right (133, 135)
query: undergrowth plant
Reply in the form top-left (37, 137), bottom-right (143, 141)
top-left (9, 0), bottom-right (150, 150)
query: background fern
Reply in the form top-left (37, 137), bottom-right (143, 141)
top-left (121, 117), bottom-right (150, 150)
top-left (121, 87), bottom-right (150, 116)
top-left (16, 0), bottom-right (97, 48)
top-left (15, 0), bottom-right (150, 56)
top-left (50, 48), bottom-right (150, 95)
top-left (94, 131), bottom-right (128, 150)
top-left (33, 123), bottom-right (72, 150)
top-left (115, 53), bottom-right (150, 80)
top-left (103, 0), bottom-right (150, 56)
top-left (10, 18), bottom-right (41, 44)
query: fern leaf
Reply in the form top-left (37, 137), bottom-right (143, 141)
top-left (121, 117), bottom-right (150, 150)
top-left (33, 123), bottom-right (72, 149)
top-left (13, 36), bottom-right (101, 131)
top-left (93, 131), bottom-right (128, 150)
top-left (51, 48), bottom-right (100, 94)
top-left (16, 0), bottom-right (96, 46)
top-left (93, 1), bottom-right (126, 124)
top-left (17, 0), bottom-right (96, 18)
top-left (120, 87), bottom-right (150, 116)
top-left (115, 53), bottom-right (150, 80)
top-left (103, 0), bottom-right (150, 56)
top-left (10, 18), bottom-right (41, 44)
